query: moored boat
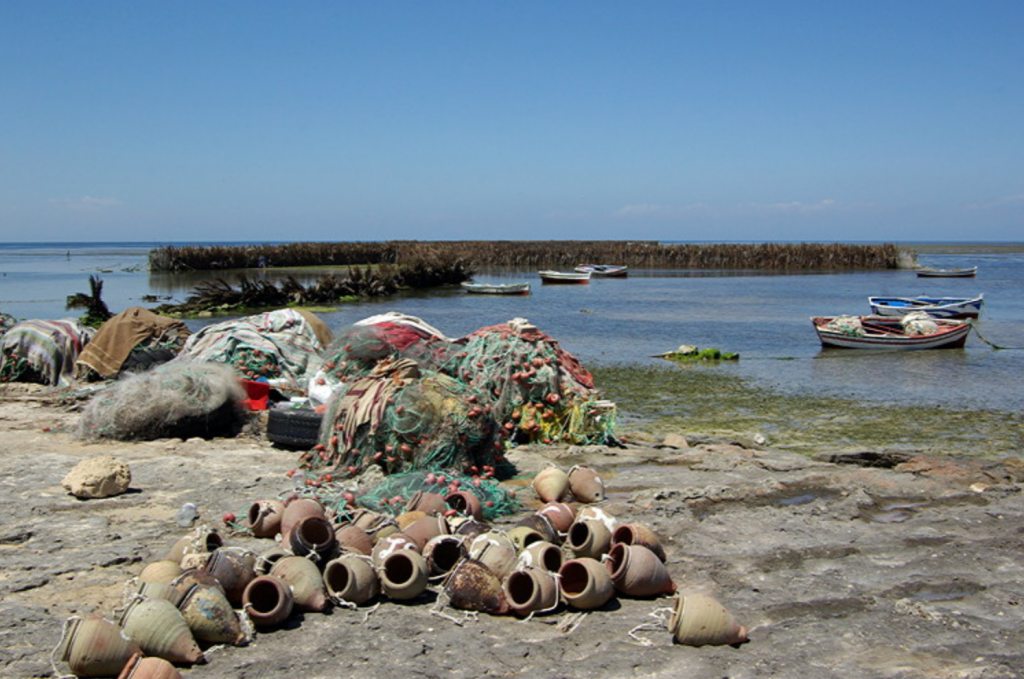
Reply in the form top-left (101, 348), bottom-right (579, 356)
top-left (812, 314), bottom-right (971, 349)
top-left (916, 266), bottom-right (977, 278)
top-left (868, 294), bottom-right (984, 319)
top-left (539, 270), bottom-right (591, 284)
top-left (574, 264), bottom-right (628, 277)
top-left (460, 281), bottom-right (531, 295)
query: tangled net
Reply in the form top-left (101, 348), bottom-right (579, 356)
top-left (79, 360), bottom-right (246, 441)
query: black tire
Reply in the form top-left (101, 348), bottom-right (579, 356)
top-left (267, 408), bottom-right (323, 449)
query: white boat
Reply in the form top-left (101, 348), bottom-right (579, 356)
top-left (575, 264), bottom-right (628, 277)
top-left (538, 270), bottom-right (591, 284)
top-left (812, 314), bottom-right (971, 350)
top-left (916, 266), bottom-right (977, 278)
top-left (460, 281), bottom-right (531, 295)
top-left (868, 294), bottom-right (983, 319)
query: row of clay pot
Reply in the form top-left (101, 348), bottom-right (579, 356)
top-left (532, 465), bottom-right (605, 504)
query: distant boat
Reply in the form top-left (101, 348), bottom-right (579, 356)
top-left (812, 314), bottom-right (971, 350)
top-left (916, 266), bottom-right (977, 278)
top-left (868, 294), bottom-right (983, 319)
top-left (460, 281), bottom-right (531, 295)
top-left (539, 270), bottom-right (591, 284)
top-left (575, 264), bottom-right (629, 277)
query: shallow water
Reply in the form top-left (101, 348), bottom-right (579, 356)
top-left (2, 242), bottom-right (1022, 414)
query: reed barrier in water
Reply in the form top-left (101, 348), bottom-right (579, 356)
top-left (149, 241), bottom-right (905, 273)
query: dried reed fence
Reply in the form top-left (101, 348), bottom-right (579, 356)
top-left (149, 241), bottom-right (903, 273)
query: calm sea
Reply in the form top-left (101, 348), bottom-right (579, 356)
top-left (2, 241), bottom-right (1022, 413)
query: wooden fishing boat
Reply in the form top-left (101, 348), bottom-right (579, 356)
top-left (574, 264), bottom-right (629, 277)
top-left (460, 281), bottom-right (531, 295)
top-left (812, 315), bottom-right (971, 349)
top-left (868, 294), bottom-right (984, 319)
top-left (538, 270), bottom-right (591, 284)
top-left (916, 266), bottom-right (977, 278)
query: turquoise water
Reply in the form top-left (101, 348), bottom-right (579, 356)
top-left (2, 241), bottom-right (1022, 412)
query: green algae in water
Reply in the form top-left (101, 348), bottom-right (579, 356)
top-left (591, 364), bottom-right (1024, 459)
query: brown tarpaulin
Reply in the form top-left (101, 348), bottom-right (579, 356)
top-left (76, 307), bottom-right (191, 378)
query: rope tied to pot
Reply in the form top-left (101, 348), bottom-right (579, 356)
top-left (627, 606), bottom-right (675, 646)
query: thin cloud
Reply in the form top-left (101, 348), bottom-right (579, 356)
top-left (965, 194), bottom-right (1024, 211)
top-left (49, 195), bottom-right (124, 210)
top-left (613, 199), bottom-right (840, 219)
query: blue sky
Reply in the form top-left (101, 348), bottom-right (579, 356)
top-left (1, 1), bottom-right (1021, 243)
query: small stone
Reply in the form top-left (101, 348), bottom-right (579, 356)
top-left (662, 433), bottom-right (690, 449)
top-left (61, 455), bottom-right (131, 499)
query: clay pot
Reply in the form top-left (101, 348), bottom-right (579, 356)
top-left (422, 534), bottom-right (467, 577)
top-left (444, 558), bottom-right (510, 614)
top-left (517, 541), bottom-right (564, 573)
top-left (405, 490), bottom-right (448, 515)
top-left (467, 531), bottom-right (518, 580)
top-left (379, 550), bottom-right (429, 601)
top-left (280, 498), bottom-right (327, 542)
top-left (171, 568), bottom-right (226, 599)
top-left (535, 501), bottom-right (575, 534)
top-left (349, 508), bottom-right (396, 537)
top-left (165, 528), bottom-right (223, 563)
top-left (515, 513), bottom-right (559, 544)
top-left (610, 524), bottom-right (667, 561)
top-left (445, 490), bottom-right (483, 521)
top-left (127, 580), bottom-right (182, 608)
top-left (336, 524), bottom-right (374, 556)
top-left (58, 615), bottom-right (141, 678)
top-left (202, 548), bottom-right (256, 605)
top-left (139, 560), bottom-right (184, 586)
top-left (323, 554), bottom-right (380, 605)
top-left (605, 543), bottom-right (675, 598)
top-left (287, 514), bottom-right (337, 561)
top-left (506, 525), bottom-right (546, 553)
top-left (611, 522), bottom-right (666, 562)
top-left (558, 558), bottom-right (614, 610)
top-left (176, 583), bottom-right (247, 646)
top-left (567, 465), bottom-right (605, 503)
top-left (242, 575), bottom-right (294, 629)
top-left (395, 510), bottom-right (428, 530)
top-left (254, 545), bottom-right (291, 575)
top-left (117, 597), bottom-right (204, 665)
top-left (117, 652), bottom-right (182, 679)
top-left (532, 466), bottom-right (569, 503)
top-left (669, 594), bottom-right (749, 647)
top-left (504, 568), bottom-right (559, 617)
top-left (371, 532), bottom-right (420, 568)
top-left (246, 499), bottom-right (285, 538)
top-left (403, 514), bottom-right (451, 550)
top-left (453, 518), bottom-right (491, 541)
top-left (575, 506), bottom-right (618, 533)
top-left (566, 519), bottom-right (612, 559)
top-left (270, 555), bottom-right (330, 612)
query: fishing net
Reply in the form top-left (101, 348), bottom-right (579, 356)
top-left (79, 360), bottom-right (247, 441)
top-left (177, 309), bottom-right (329, 389)
top-left (448, 318), bottom-right (616, 445)
top-left (823, 316), bottom-right (865, 337)
top-left (0, 312), bottom-right (16, 338)
top-left (300, 357), bottom-right (513, 480)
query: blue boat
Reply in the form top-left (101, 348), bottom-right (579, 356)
top-left (867, 294), bottom-right (984, 319)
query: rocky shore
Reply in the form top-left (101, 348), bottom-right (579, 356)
top-left (2, 383), bottom-right (1023, 678)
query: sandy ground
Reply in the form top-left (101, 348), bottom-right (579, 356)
top-left (2, 383), bottom-right (1024, 679)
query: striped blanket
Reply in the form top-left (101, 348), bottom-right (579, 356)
top-left (0, 319), bottom-right (95, 386)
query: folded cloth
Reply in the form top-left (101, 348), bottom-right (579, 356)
top-left (76, 306), bottom-right (191, 378)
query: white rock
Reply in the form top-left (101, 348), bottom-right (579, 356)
top-left (61, 455), bottom-right (131, 499)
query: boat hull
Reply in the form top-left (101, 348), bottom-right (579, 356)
top-left (575, 265), bottom-right (628, 277)
top-left (812, 316), bottom-right (971, 350)
top-left (916, 266), bottom-right (977, 278)
top-left (868, 295), bottom-right (983, 319)
top-left (461, 282), bottom-right (531, 295)
top-left (539, 270), bottom-right (591, 284)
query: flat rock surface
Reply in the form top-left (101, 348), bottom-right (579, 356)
top-left (2, 384), bottom-right (1023, 678)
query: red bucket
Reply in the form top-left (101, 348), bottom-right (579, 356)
top-left (240, 379), bottom-right (271, 410)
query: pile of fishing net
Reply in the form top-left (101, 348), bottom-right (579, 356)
top-left (300, 314), bottom-right (616, 482)
top-left (823, 315), bottom-right (865, 337)
top-left (0, 312), bottom-right (16, 338)
top-left (177, 309), bottom-right (332, 390)
top-left (0, 319), bottom-right (95, 387)
top-left (79, 360), bottom-right (247, 441)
